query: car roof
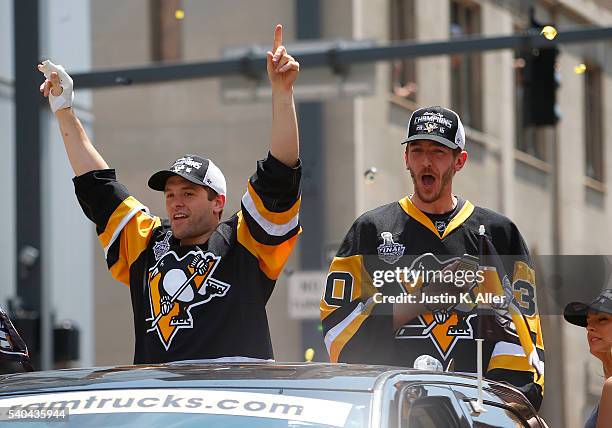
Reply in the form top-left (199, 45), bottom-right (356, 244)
top-left (0, 362), bottom-right (520, 399)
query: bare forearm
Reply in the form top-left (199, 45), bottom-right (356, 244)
top-left (270, 89), bottom-right (299, 167)
top-left (55, 108), bottom-right (109, 176)
top-left (597, 378), bottom-right (612, 428)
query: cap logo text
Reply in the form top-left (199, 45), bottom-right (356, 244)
top-left (171, 156), bottom-right (203, 173)
top-left (414, 112), bottom-right (453, 128)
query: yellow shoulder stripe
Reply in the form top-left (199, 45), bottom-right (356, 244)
top-left (246, 181), bottom-right (301, 225)
top-left (320, 255), bottom-right (376, 320)
top-left (236, 211), bottom-right (301, 280)
top-left (99, 196), bottom-right (145, 248)
top-left (488, 354), bottom-right (545, 390)
top-left (328, 304), bottom-right (376, 363)
top-left (104, 211), bottom-right (160, 286)
top-left (321, 255), bottom-right (378, 362)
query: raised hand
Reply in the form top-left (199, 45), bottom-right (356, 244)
top-left (266, 24), bottom-right (299, 92)
top-left (36, 60), bottom-right (109, 175)
top-left (37, 60), bottom-right (74, 113)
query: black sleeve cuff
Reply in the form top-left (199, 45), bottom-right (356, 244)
top-left (260, 152), bottom-right (302, 175)
top-left (249, 152), bottom-right (302, 213)
top-left (73, 168), bottom-right (118, 192)
top-left (72, 168), bottom-right (131, 234)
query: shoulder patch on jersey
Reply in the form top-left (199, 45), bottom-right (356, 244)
top-left (377, 232), bottom-right (405, 265)
top-left (153, 231), bottom-right (173, 261)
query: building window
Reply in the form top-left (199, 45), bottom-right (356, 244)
top-left (390, 0), bottom-right (417, 102)
top-left (150, 0), bottom-right (183, 62)
top-left (584, 63), bottom-right (604, 182)
top-left (450, 0), bottom-right (482, 130)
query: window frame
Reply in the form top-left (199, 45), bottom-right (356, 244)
top-left (450, 0), bottom-right (483, 131)
top-left (389, 0), bottom-right (418, 102)
top-left (150, 0), bottom-right (184, 62)
top-left (583, 61), bottom-right (605, 183)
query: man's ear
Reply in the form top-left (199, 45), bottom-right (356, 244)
top-left (404, 147), bottom-right (410, 170)
top-left (454, 150), bottom-right (468, 172)
top-left (213, 194), bottom-right (226, 215)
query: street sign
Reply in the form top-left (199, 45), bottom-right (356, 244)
top-left (288, 271), bottom-right (327, 320)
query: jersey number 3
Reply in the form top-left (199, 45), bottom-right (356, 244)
top-left (513, 279), bottom-right (536, 317)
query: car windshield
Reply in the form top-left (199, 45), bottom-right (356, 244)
top-left (0, 387), bottom-right (372, 428)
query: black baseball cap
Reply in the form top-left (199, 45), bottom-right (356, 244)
top-left (402, 106), bottom-right (466, 150)
top-left (564, 289), bottom-right (612, 327)
top-left (148, 155), bottom-right (227, 196)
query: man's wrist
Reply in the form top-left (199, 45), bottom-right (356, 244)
top-left (55, 107), bottom-right (74, 118)
top-left (271, 86), bottom-right (294, 99)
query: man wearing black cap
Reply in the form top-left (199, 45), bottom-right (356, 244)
top-left (39, 25), bottom-right (302, 364)
top-left (321, 106), bottom-right (545, 409)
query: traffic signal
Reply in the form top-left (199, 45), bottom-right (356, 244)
top-left (522, 46), bottom-right (560, 126)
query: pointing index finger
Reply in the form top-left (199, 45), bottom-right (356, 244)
top-left (273, 24), bottom-right (283, 51)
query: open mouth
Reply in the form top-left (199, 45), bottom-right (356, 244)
top-left (421, 174), bottom-right (436, 187)
top-left (173, 213), bottom-right (189, 221)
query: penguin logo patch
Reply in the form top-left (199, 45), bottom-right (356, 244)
top-left (395, 253), bottom-right (477, 360)
top-left (145, 249), bottom-right (231, 350)
top-left (424, 122), bottom-right (439, 133)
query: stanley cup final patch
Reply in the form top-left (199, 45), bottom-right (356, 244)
top-left (153, 231), bottom-right (173, 261)
top-left (377, 232), bottom-right (405, 265)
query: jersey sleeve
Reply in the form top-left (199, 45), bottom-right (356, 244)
top-left (320, 219), bottom-right (387, 363)
top-left (485, 224), bottom-right (545, 410)
top-left (73, 169), bottom-right (161, 286)
top-left (236, 153), bottom-right (302, 280)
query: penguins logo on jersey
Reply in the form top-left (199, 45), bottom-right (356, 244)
top-left (395, 253), bottom-right (478, 360)
top-left (145, 249), bottom-right (231, 350)
top-left (397, 312), bottom-right (477, 360)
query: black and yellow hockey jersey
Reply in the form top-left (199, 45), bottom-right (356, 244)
top-left (321, 196), bottom-right (545, 409)
top-left (74, 153), bottom-right (301, 364)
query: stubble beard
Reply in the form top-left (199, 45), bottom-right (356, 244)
top-left (410, 165), bottom-right (455, 203)
top-left (171, 216), bottom-right (209, 243)
top-left (170, 222), bottom-right (190, 241)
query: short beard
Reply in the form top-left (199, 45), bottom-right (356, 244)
top-left (170, 225), bottom-right (189, 241)
top-left (410, 165), bottom-right (455, 203)
top-left (170, 227), bottom-right (186, 240)
top-left (171, 220), bottom-right (205, 242)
